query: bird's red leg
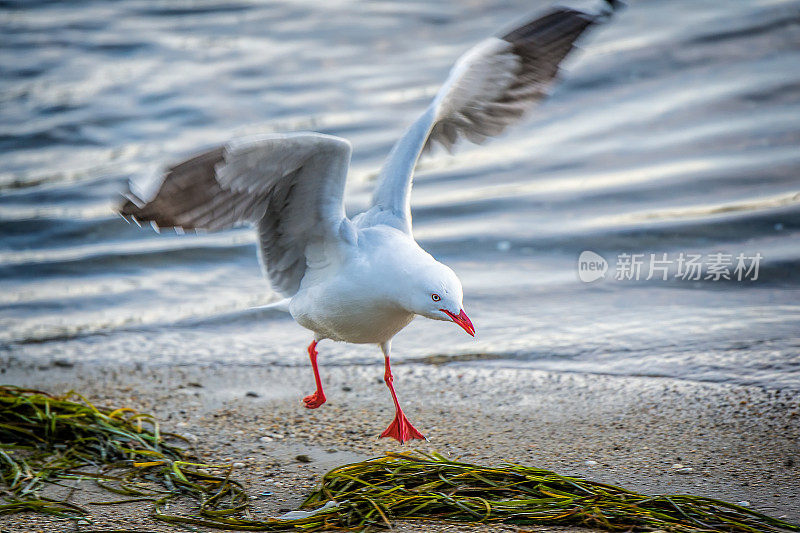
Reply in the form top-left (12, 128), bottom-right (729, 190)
top-left (379, 353), bottom-right (425, 444)
top-left (302, 340), bottom-right (326, 409)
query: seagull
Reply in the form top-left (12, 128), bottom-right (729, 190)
top-left (121, 1), bottom-right (618, 443)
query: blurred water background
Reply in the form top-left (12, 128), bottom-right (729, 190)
top-left (1, 0), bottom-right (799, 390)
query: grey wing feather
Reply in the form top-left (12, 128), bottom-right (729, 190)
top-left (120, 133), bottom-right (352, 296)
top-left (370, 2), bottom-right (617, 234)
top-left (425, 7), bottom-right (597, 153)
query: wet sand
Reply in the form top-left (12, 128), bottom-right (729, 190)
top-left (2, 358), bottom-right (798, 532)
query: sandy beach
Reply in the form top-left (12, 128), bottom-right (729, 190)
top-left (2, 356), bottom-right (797, 532)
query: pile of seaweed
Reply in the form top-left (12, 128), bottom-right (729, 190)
top-left (1, 385), bottom-right (798, 532)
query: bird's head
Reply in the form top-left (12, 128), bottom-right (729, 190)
top-left (404, 259), bottom-right (475, 337)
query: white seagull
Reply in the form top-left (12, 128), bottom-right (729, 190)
top-left (121, 1), bottom-right (617, 443)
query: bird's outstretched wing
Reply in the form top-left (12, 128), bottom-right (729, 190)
top-left (120, 133), bottom-right (353, 296)
top-left (368, 1), bottom-right (618, 234)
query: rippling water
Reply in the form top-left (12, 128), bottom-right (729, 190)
top-left (2, 0), bottom-right (799, 390)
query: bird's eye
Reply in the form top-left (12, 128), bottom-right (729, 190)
top-left (431, 293), bottom-right (441, 302)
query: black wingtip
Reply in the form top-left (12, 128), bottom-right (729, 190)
top-left (119, 196), bottom-right (142, 218)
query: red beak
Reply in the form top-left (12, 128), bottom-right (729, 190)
top-left (441, 309), bottom-right (475, 337)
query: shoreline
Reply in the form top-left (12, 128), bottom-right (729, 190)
top-left (1, 358), bottom-right (798, 531)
